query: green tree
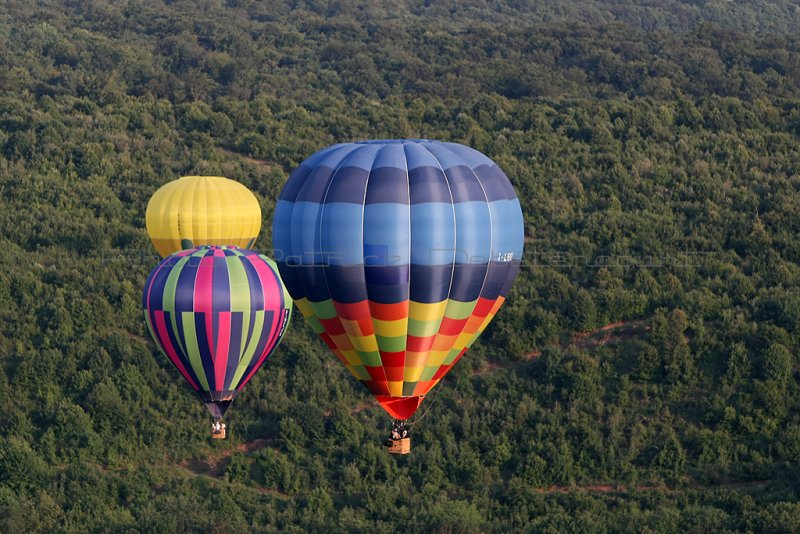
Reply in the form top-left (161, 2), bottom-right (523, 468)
top-left (762, 343), bottom-right (792, 384)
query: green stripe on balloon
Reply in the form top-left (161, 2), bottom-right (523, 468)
top-left (166, 257), bottom-right (190, 356)
top-left (376, 335), bottom-right (406, 352)
top-left (182, 312), bottom-right (210, 391)
top-left (162, 256), bottom-right (189, 313)
top-left (359, 350), bottom-right (382, 367)
top-left (226, 256), bottom-right (250, 312)
top-left (352, 365), bottom-right (371, 381)
top-left (419, 367), bottom-right (438, 381)
top-left (305, 316), bottom-right (326, 334)
top-left (231, 309), bottom-right (265, 387)
top-left (238, 310), bottom-right (251, 377)
top-left (310, 299), bottom-right (338, 319)
top-left (407, 317), bottom-right (442, 337)
top-left (443, 299), bottom-right (478, 320)
top-left (402, 382), bottom-right (418, 396)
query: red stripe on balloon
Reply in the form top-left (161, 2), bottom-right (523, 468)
top-left (356, 316), bottom-right (374, 336)
top-left (195, 255), bottom-right (215, 358)
top-left (153, 311), bottom-right (200, 390)
top-left (412, 380), bottom-right (435, 397)
top-left (319, 317), bottom-right (346, 335)
top-left (384, 366), bottom-right (404, 381)
top-left (368, 300), bottom-right (408, 321)
top-left (432, 348), bottom-right (467, 380)
top-left (379, 351), bottom-right (405, 367)
top-left (365, 366), bottom-right (385, 383)
top-left (472, 297), bottom-right (496, 318)
top-left (363, 380), bottom-right (391, 396)
top-left (215, 311), bottom-right (231, 390)
top-left (319, 332), bottom-right (339, 349)
top-left (333, 300), bottom-right (372, 321)
top-left (407, 335), bottom-right (435, 352)
top-left (438, 316), bottom-right (469, 336)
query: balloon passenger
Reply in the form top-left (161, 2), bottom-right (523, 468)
top-left (391, 420), bottom-right (407, 441)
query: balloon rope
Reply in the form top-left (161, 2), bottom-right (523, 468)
top-left (406, 377), bottom-right (445, 427)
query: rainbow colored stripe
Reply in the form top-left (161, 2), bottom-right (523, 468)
top-left (273, 140), bottom-right (523, 420)
top-left (142, 246), bottom-right (292, 417)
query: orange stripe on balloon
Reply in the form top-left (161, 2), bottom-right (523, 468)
top-left (412, 380), bottom-right (436, 397)
top-left (432, 334), bottom-right (458, 351)
top-left (404, 352), bottom-right (427, 368)
top-left (368, 300), bottom-right (409, 321)
top-left (357, 317), bottom-right (375, 336)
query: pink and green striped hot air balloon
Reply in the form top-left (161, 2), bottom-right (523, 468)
top-left (142, 246), bottom-right (292, 428)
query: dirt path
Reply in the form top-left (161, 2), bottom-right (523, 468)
top-left (572, 320), bottom-right (649, 351)
top-left (350, 400), bottom-right (373, 414)
top-left (217, 146), bottom-right (272, 167)
top-left (573, 321), bottom-right (627, 340)
top-left (473, 319), bottom-right (649, 376)
top-left (533, 478), bottom-right (771, 495)
top-left (180, 437), bottom-right (274, 478)
top-left (534, 484), bottom-right (662, 494)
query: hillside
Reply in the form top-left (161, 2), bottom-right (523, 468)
top-left (3, 1), bottom-right (800, 531)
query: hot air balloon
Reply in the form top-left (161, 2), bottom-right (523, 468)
top-left (142, 245), bottom-right (292, 438)
top-left (146, 176), bottom-right (262, 257)
top-left (272, 139), bottom-right (524, 452)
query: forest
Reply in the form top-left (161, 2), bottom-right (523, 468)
top-left (2, 0), bottom-right (800, 531)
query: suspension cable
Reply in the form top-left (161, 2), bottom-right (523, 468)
top-left (405, 377), bottom-right (446, 427)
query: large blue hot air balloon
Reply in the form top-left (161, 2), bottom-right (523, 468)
top-left (272, 140), bottom-right (524, 427)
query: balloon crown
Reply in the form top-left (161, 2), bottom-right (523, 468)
top-left (354, 139), bottom-right (433, 144)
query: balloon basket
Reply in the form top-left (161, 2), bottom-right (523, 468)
top-left (387, 437), bottom-right (411, 455)
top-left (211, 428), bottom-right (226, 439)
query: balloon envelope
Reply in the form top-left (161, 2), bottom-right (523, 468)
top-left (143, 246), bottom-right (292, 418)
top-left (146, 176), bottom-right (262, 257)
top-left (272, 140), bottom-right (524, 420)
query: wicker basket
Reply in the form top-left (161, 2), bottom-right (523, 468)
top-left (387, 437), bottom-right (411, 454)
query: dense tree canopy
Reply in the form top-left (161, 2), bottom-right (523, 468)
top-left (2, 0), bottom-right (800, 531)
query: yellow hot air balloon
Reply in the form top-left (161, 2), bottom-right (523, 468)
top-left (146, 176), bottom-right (262, 257)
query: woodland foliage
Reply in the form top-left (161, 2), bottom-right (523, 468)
top-left (2, 1), bottom-right (800, 531)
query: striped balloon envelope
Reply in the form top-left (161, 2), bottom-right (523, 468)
top-left (272, 140), bottom-right (524, 421)
top-left (142, 246), bottom-right (292, 418)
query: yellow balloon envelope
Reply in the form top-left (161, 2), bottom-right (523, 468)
top-left (146, 176), bottom-right (262, 257)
